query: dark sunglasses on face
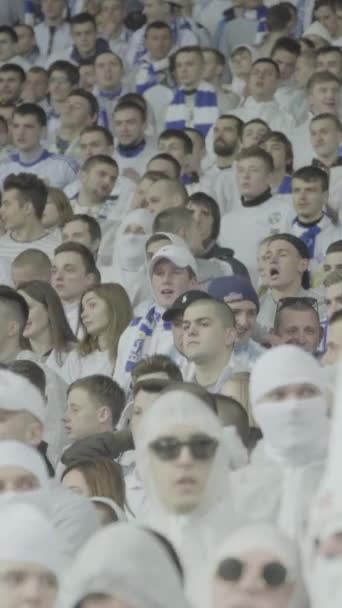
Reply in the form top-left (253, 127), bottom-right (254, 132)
top-left (216, 557), bottom-right (288, 588)
top-left (149, 434), bottom-right (218, 461)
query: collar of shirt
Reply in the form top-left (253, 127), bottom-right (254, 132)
top-left (312, 157), bottom-right (342, 171)
top-left (241, 188), bottom-right (272, 208)
top-left (117, 140), bottom-right (146, 158)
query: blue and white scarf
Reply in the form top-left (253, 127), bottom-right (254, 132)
top-left (292, 216), bottom-right (323, 259)
top-left (124, 306), bottom-right (172, 373)
top-left (136, 57), bottom-right (171, 95)
top-left (165, 81), bottom-right (218, 137)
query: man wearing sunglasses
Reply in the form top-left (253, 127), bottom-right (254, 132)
top-left (232, 344), bottom-right (329, 538)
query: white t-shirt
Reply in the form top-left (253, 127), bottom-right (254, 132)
top-left (0, 230), bottom-right (60, 263)
top-left (60, 349), bottom-right (115, 385)
top-left (0, 150), bottom-right (78, 189)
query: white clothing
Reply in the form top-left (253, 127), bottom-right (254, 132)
top-left (126, 22), bottom-right (197, 68)
top-left (113, 139), bottom-right (157, 177)
top-left (292, 117), bottom-right (315, 169)
top-left (62, 301), bottom-right (80, 338)
top-left (232, 97), bottom-right (295, 138)
top-left (60, 349), bottom-right (115, 385)
top-left (143, 85), bottom-right (174, 135)
top-left (275, 83), bottom-right (309, 126)
top-left (219, 194), bottom-right (293, 285)
top-left (65, 174), bottom-right (136, 221)
top-left (0, 230), bottom-right (60, 263)
top-left (291, 215), bottom-right (341, 288)
top-left (0, 256), bottom-right (13, 286)
top-left (199, 0), bottom-right (232, 37)
top-left (0, 149), bottom-right (78, 190)
top-left (328, 166), bottom-right (342, 220)
top-left (0, 55), bottom-right (30, 71)
top-left (34, 21), bottom-right (71, 56)
top-left (200, 164), bottom-right (240, 215)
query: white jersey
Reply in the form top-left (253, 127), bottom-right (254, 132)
top-left (34, 21), bottom-right (71, 56)
top-left (0, 230), bottom-right (60, 263)
top-left (292, 117), bottom-right (315, 170)
top-left (219, 193), bottom-right (294, 285)
top-left (232, 97), bottom-right (295, 139)
top-left (0, 149), bottom-right (78, 189)
top-left (113, 139), bottom-right (157, 177)
top-left (59, 349), bottom-right (115, 385)
top-left (200, 164), bottom-right (240, 215)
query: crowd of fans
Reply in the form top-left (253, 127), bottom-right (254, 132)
top-left (1, 0), bottom-right (342, 607)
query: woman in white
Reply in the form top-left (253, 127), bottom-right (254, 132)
top-left (209, 524), bottom-right (304, 608)
top-left (103, 209), bottom-right (153, 308)
top-left (61, 283), bottom-right (132, 384)
top-left (135, 390), bottom-right (236, 607)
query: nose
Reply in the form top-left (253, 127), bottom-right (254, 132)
top-left (21, 576), bottom-right (43, 602)
top-left (177, 445), bottom-right (194, 465)
top-left (238, 567), bottom-right (265, 592)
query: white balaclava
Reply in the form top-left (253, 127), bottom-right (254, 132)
top-left (0, 502), bottom-right (63, 580)
top-left (250, 345), bottom-right (329, 466)
top-left (0, 440), bottom-right (49, 488)
top-left (116, 209), bottom-right (153, 271)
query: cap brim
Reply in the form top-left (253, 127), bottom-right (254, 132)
top-left (162, 305), bottom-right (184, 322)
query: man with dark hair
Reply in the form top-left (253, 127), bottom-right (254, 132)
top-left (220, 147), bottom-right (293, 284)
top-left (12, 248), bottom-right (52, 287)
top-left (112, 101), bottom-right (157, 178)
top-left (47, 60), bottom-right (80, 133)
top-left (0, 64), bottom-right (26, 104)
top-left (49, 88), bottom-right (98, 159)
top-left (257, 234), bottom-right (325, 340)
top-left (310, 113), bottom-right (342, 171)
top-left (22, 67), bottom-right (49, 108)
top-left (15, 24), bottom-right (40, 66)
top-left (62, 214), bottom-right (102, 259)
top-left (147, 153), bottom-right (181, 179)
top-left (51, 241), bottom-right (99, 334)
top-left (93, 52), bottom-right (127, 130)
top-left (291, 165), bottom-right (340, 287)
top-left (202, 48), bottom-right (240, 113)
top-left (0, 173), bottom-right (60, 262)
top-left (322, 309), bottom-right (342, 365)
top-left (316, 46), bottom-right (342, 78)
top-left (0, 103), bottom-right (78, 189)
top-left (232, 58), bottom-right (295, 136)
top-left (34, 0), bottom-right (71, 59)
top-left (324, 269), bottom-right (342, 319)
top-left (0, 26), bottom-right (29, 70)
top-left (273, 298), bottom-right (323, 354)
top-left (201, 114), bottom-right (243, 215)
top-left (135, 21), bottom-right (174, 95)
top-left (323, 240), bottom-right (342, 279)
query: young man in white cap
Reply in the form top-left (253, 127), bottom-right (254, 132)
top-left (0, 367), bottom-right (98, 560)
top-left (0, 502), bottom-right (63, 608)
top-left (114, 244), bottom-right (198, 394)
top-left (232, 344), bottom-right (329, 539)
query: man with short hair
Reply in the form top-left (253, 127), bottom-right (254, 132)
top-left (93, 51), bottom-right (127, 130)
top-left (0, 64), bottom-right (26, 105)
top-left (34, 0), bottom-right (71, 58)
top-left (11, 248), bottom-right (52, 287)
top-left (135, 21), bottom-right (174, 96)
top-left (0, 26), bottom-right (30, 70)
top-left (232, 58), bottom-right (295, 137)
top-left (322, 309), bottom-right (342, 365)
top-left (146, 177), bottom-right (188, 216)
top-left (291, 165), bottom-right (340, 287)
top-left (0, 173), bottom-right (60, 263)
top-left (324, 269), bottom-right (342, 319)
top-left (158, 128), bottom-right (196, 186)
top-left (258, 234), bottom-right (324, 338)
top-left (51, 241), bottom-right (98, 334)
top-left (323, 240), bottom-right (342, 279)
top-left (49, 88), bottom-right (98, 159)
top-left (147, 153), bottom-right (181, 179)
top-left (273, 298), bottom-right (323, 354)
top-left (0, 103), bottom-right (78, 189)
top-left (63, 375), bottom-right (125, 444)
top-left (49, 12), bottom-right (110, 67)
top-left (208, 275), bottom-right (265, 369)
top-left (202, 47), bottom-right (239, 113)
top-left (64, 125), bottom-right (135, 214)
top-left (201, 114), bottom-right (243, 215)
top-left (310, 113), bottom-right (342, 171)
top-left (182, 296), bottom-right (236, 393)
top-left (219, 147), bottom-right (293, 284)
top-left (271, 37), bottom-right (305, 124)
top-left (22, 67), bottom-right (49, 108)
top-left (15, 24), bottom-right (40, 66)
top-left (166, 46), bottom-right (218, 137)
top-left (114, 244), bottom-right (198, 393)
top-left (62, 214), bottom-right (101, 259)
top-left (316, 45), bottom-right (342, 78)
top-left (293, 71), bottom-right (341, 169)
top-left (112, 101), bottom-right (157, 177)
top-left (47, 60), bottom-right (80, 134)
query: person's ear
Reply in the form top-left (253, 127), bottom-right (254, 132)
top-left (98, 406), bottom-right (110, 423)
top-left (25, 420), bottom-right (44, 447)
top-left (7, 319), bottom-right (20, 338)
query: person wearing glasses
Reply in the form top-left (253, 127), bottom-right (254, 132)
top-left (210, 524), bottom-right (302, 608)
top-left (272, 297), bottom-right (323, 355)
top-left (232, 344), bottom-right (329, 539)
top-left (257, 233), bottom-right (325, 344)
top-left (136, 389), bottom-right (236, 607)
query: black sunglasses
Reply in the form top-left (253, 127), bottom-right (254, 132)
top-left (276, 296), bottom-right (318, 314)
top-left (149, 435), bottom-right (218, 461)
top-left (217, 557), bottom-right (288, 588)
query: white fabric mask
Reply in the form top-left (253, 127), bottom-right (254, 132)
top-left (309, 556), bottom-right (342, 608)
top-left (254, 396), bottom-right (328, 466)
top-left (117, 234), bottom-right (148, 271)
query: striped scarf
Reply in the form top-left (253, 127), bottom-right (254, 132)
top-left (165, 81), bottom-right (218, 137)
top-left (124, 306), bottom-right (171, 373)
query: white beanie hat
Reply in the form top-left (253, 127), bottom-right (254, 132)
top-left (0, 441), bottom-right (48, 487)
top-left (0, 369), bottom-right (46, 424)
top-left (149, 245), bottom-right (198, 278)
top-left (250, 345), bottom-right (326, 405)
top-left (0, 502), bottom-right (63, 579)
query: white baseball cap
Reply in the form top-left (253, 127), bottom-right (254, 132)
top-left (149, 245), bottom-right (198, 278)
top-left (0, 369), bottom-right (46, 424)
